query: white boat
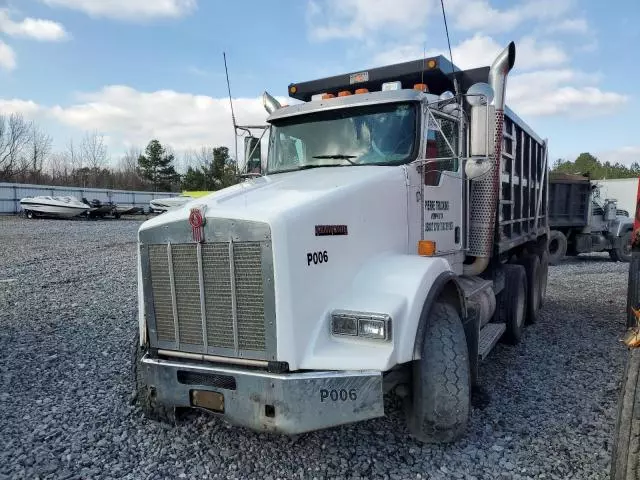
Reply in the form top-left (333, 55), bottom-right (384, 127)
top-left (115, 204), bottom-right (143, 215)
top-left (149, 195), bottom-right (193, 213)
top-left (19, 195), bottom-right (90, 219)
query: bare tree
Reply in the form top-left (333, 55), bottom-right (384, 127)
top-left (118, 146), bottom-right (141, 173)
top-left (80, 130), bottom-right (108, 170)
top-left (28, 124), bottom-right (53, 182)
top-left (0, 113), bottom-right (32, 180)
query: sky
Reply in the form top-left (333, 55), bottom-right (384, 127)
top-left (0, 0), bottom-right (638, 168)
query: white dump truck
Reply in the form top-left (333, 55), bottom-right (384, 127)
top-left (132, 41), bottom-right (550, 443)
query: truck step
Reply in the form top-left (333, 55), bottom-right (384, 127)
top-left (478, 323), bottom-right (506, 360)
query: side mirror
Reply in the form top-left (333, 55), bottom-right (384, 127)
top-left (263, 91), bottom-right (281, 114)
top-left (465, 157), bottom-right (493, 180)
top-left (244, 136), bottom-right (262, 175)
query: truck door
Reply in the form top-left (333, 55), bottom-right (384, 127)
top-left (418, 107), bottom-right (464, 257)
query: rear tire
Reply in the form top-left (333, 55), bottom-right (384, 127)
top-left (517, 254), bottom-right (541, 325)
top-left (611, 347), bottom-right (640, 480)
top-left (548, 230), bottom-right (567, 265)
top-left (539, 248), bottom-right (549, 309)
top-left (405, 301), bottom-right (470, 444)
top-left (496, 264), bottom-right (527, 345)
top-left (131, 332), bottom-right (175, 424)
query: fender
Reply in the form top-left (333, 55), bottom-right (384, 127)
top-left (411, 270), bottom-right (468, 359)
top-left (301, 253), bottom-right (463, 371)
top-left (612, 217), bottom-right (634, 237)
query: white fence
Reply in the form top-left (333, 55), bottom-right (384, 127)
top-left (0, 182), bottom-right (179, 215)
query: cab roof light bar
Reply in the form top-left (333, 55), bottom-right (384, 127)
top-left (287, 55), bottom-right (491, 102)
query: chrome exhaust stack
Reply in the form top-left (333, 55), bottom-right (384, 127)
top-left (463, 42), bottom-right (516, 276)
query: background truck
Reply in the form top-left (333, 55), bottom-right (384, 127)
top-left (547, 172), bottom-right (633, 264)
top-left (610, 178), bottom-right (640, 480)
top-left (132, 41), bottom-right (550, 443)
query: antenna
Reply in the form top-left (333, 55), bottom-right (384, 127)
top-left (439, 0), bottom-right (459, 94)
top-left (223, 52), bottom-right (237, 129)
top-left (421, 42), bottom-right (426, 86)
top-left (223, 51), bottom-right (242, 171)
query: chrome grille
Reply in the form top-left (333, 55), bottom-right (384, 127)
top-left (234, 243), bottom-right (266, 351)
top-left (145, 240), bottom-right (272, 359)
top-left (171, 245), bottom-right (203, 346)
top-left (148, 245), bottom-right (175, 342)
top-left (202, 243), bottom-right (235, 349)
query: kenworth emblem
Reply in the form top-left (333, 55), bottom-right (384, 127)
top-left (189, 206), bottom-right (206, 243)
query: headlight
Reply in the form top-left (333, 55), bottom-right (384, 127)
top-left (331, 311), bottom-right (391, 341)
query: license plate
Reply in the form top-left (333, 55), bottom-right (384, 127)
top-left (191, 390), bottom-right (224, 413)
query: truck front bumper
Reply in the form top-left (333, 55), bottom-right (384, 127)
top-left (141, 355), bottom-right (384, 434)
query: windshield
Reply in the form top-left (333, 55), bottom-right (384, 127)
top-left (267, 102), bottom-right (419, 174)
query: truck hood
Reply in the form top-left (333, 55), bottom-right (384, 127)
top-left (139, 166), bottom-right (404, 231)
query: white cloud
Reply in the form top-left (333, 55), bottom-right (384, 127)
top-left (40, 0), bottom-right (197, 20)
top-left (596, 147), bottom-right (640, 167)
top-left (0, 40), bottom-right (16, 71)
top-left (45, 85), bottom-right (282, 154)
top-left (508, 70), bottom-right (628, 117)
top-left (307, 0), bottom-right (432, 41)
top-left (0, 98), bottom-right (41, 115)
top-left (374, 35), bottom-right (566, 71)
top-left (0, 9), bottom-right (68, 41)
top-left (547, 18), bottom-right (589, 34)
top-left (446, 0), bottom-right (574, 34)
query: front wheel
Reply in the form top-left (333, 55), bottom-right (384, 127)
top-left (25, 210), bottom-right (34, 219)
top-left (611, 347), bottom-right (640, 479)
top-left (613, 231), bottom-right (633, 263)
top-left (405, 301), bottom-right (470, 443)
top-left (131, 332), bottom-right (175, 424)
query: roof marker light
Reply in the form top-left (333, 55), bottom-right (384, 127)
top-left (338, 90), bottom-right (352, 97)
top-left (382, 81), bottom-right (401, 91)
top-left (322, 93), bottom-right (336, 100)
top-left (413, 83), bottom-right (428, 92)
top-left (354, 88), bottom-right (369, 94)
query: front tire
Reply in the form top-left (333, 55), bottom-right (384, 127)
top-left (611, 348), bottom-right (640, 480)
top-left (131, 332), bottom-right (175, 424)
top-left (405, 301), bottom-right (470, 444)
top-left (25, 210), bottom-right (34, 219)
top-left (628, 253), bottom-right (640, 329)
top-left (613, 231), bottom-right (633, 263)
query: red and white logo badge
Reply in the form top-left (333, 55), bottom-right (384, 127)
top-left (188, 206), bottom-right (206, 243)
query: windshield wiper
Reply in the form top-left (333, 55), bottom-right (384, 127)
top-left (312, 154), bottom-right (357, 165)
top-left (269, 164), bottom-right (349, 174)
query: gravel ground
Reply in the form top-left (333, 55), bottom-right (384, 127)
top-left (0, 215), bottom-right (630, 480)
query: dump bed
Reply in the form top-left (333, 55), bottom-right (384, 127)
top-left (547, 173), bottom-right (590, 228)
top-left (495, 112), bottom-right (549, 253)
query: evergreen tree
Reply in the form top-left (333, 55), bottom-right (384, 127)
top-left (137, 139), bottom-right (179, 191)
top-left (180, 145), bottom-right (239, 191)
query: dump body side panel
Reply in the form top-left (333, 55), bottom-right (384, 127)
top-left (496, 111), bottom-right (549, 253)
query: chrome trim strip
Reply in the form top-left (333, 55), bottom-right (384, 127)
top-left (196, 242), bottom-right (208, 350)
top-left (157, 349), bottom-right (268, 368)
top-left (167, 243), bottom-right (180, 349)
top-left (228, 239), bottom-right (239, 355)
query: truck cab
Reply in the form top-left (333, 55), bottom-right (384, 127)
top-left (133, 41), bottom-right (550, 443)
